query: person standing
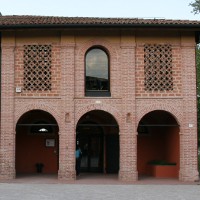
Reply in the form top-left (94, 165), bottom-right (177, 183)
top-left (75, 146), bottom-right (82, 176)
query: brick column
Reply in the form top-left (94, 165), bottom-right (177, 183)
top-left (0, 33), bottom-right (15, 180)
top-left (58, 34), bottom-right (76, 180)
top-left (118, 37), bottom-right (137, 181)
top-left (179, 43), bottom-right (199, 181)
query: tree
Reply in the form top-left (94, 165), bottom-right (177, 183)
top-left (197, 45), bottom-right (200, 95)
top-left (196, 46), bottom-right (200, 173)
top-left (190, 0), bottom-right (200, 14)
top-left (196, 45), bottom-right (200, 146)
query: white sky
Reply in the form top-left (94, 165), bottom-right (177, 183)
top-left (0, 0), bottom-right (199, 20)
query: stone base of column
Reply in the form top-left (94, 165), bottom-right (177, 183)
top-left (119, 170), bottom-right (138, 182)
top-left (58, 169), bottom-right (76, 181)
top-left (179, 169), bottom-right (199, 182)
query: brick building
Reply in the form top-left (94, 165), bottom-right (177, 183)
top-left (0, 15), bottom-right (199, 182)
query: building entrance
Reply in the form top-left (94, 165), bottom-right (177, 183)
top-left (78, 131), bottom-right (103, 172)
top-left (76, 110), bottom-right (119, 174)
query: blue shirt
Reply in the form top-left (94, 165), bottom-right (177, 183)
top-left (76, 149), bottom-right (81, 158)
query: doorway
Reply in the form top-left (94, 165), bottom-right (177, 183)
top-left (76, 110), bottom-right (119, 174)
top-left (78, 129), bottom-right (103, 172)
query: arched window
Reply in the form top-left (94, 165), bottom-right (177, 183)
top-left (85, 47), bottom-right (110, 96)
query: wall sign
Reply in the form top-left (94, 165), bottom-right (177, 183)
top-left (46, 139), bottom-right (55, 147)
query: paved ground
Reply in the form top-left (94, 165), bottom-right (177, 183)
top-left (0, 174), bottom-right (200, 200)
top-left (0, 183), bottom-right (200, 200)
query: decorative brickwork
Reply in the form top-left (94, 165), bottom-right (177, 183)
top-left (14, 100), bottom-right (62, 128)
top-left (23, 45), bottom-right (52, 91)
top-left (135, 44), bottom-right (181, 97)
top-left (75, 100), bottom-right (121, 126)
top-left (15, 44), bottom-right (61, 97)
top-left (136, 99), bottom-right (183, 127)
top-left (144, 44), bottom-right (173, 91)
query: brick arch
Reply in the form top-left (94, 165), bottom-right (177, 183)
top-left (136, 104), bottom-right (182, 126)
top-left (75, 104), bottom-right (121, 129)
top-left (77, 39), bottom-right (119, 59)
top-left (15, 103), bottom-right (61, 129)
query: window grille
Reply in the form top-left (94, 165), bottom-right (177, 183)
top-left (144, 44), bottom-right (173, 91)
top-left (23, 45), bottom-right (52, 91)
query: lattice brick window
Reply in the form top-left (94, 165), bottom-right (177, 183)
top-left (24, 45), bottom-right (52, 91)
top-left (144, 44), bottom-right (173, 91)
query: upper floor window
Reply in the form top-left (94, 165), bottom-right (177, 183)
top-left (23, 45), bottom-right (52, 91)
top-left (85, 47), bottom-right (110, 96)
top-left (144, 44), bottom-right (173, 91)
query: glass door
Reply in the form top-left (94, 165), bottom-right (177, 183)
top-left (78, 133), bottom-right (103, 173)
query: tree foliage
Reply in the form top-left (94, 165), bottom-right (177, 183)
top-left (197, 45), bottom-right (200, 95)
top-left (190, 0), bottom-right (200, 14)
top-left (196, 45), bottom-right (200, 145)
top-left (198, 46), bottom-right (200, 172)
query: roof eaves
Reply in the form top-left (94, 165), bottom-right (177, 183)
top-left (1, 23), bottom-right (200, 29)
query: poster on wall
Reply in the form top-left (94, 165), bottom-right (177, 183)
top-left (46, 139), bottom-right (55, 147)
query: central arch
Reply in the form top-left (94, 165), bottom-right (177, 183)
top-left (76, 110), bottom-right (119, 174)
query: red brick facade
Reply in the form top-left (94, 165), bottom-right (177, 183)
top-left (0, 21), bottom-right (199, 182)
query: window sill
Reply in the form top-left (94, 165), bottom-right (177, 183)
top-left (85, 91), bottom-right (111, 97)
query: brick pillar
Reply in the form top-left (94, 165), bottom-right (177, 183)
top-left (58, 35), bottom-right (76, 180)
top-left (58, 124), bottom-right (76, 181)
top-left (118, 39), bottom-right (137, 181)
top-left (179, 43), bottom-right (199, 181)
top-left (0, 33), bottom-right (15, 180)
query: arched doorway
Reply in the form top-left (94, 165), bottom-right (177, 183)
top-left (76, 110), bottom-right (119, 174)
top-left (16, 110), bottom-right (59, 175)
top-left (137, 110), bottom-right (180, 179)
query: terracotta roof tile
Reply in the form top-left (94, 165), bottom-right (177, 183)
top-left (0, 15), bottom-right (200, 28)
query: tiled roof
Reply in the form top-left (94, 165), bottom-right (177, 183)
top-left (0, 15), bottom-right (200, 28)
